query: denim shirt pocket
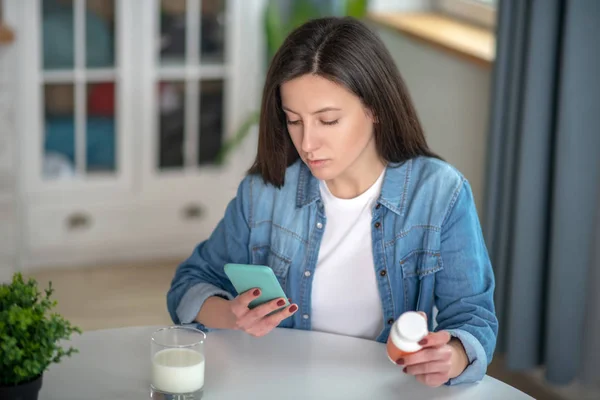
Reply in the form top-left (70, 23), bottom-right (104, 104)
top-left (399, 250), bottom-right (443, 313)
top-left (251, 245), bottom-right (293, 291)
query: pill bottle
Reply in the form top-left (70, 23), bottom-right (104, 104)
top-left (386, 311), bottom-right (428, 363)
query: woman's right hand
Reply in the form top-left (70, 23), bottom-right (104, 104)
top-left (229, 288), bottom-right (298, 337)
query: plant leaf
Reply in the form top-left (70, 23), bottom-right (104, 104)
top-left (345, 0), bottom-right (369, 18)
top-left (0, 273), bottom-right (81, 386)
top-left (215, 111), bottom-right (260, 165)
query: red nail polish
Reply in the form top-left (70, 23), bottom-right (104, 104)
top-left (277, 299), bottom-right (285, 307)
top-left (418, 339), bottom-right (428, 346)
top-left (396, 358), bottom-right (404, 365)
top-left (403, 367), bottom-right (407, 373)
top-left (253, 289), bottom-right (260, 297)
top-left (289, 305), bottom-right (298, 313)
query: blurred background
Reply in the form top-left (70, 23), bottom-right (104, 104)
top-left (0, 1), bottom-right (598, 399)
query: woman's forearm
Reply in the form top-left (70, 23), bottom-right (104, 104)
top-left (448, 338), bottom-right (469, 379)
top-left (195, 296), bottom-right (237, 330)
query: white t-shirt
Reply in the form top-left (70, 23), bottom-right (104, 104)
top-left (310, 170), bottom-right (385, 340)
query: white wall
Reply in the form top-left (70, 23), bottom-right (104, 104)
top-left (371, 23), bottom-right (492, 215)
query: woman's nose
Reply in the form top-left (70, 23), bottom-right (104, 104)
top-left (301, 126), bottom-right (320, 153)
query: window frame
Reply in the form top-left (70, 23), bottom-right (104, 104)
top-left (436, 0), bottom-right (497, 30)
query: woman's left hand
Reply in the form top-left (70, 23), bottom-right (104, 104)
top-left (396, 327), bottom-right (469, 387)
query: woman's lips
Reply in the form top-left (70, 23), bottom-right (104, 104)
top-left (307, 159), bottom-right (329, 168)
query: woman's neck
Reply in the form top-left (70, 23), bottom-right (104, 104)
top-left (325, 159), bottom-right (386, 199)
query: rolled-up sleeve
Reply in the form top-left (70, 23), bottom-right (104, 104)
top-left (167, 176), bottom-right (253, 330)
top-left (445, 328), bottom-right (490, 385)
top-left (175, 283), bottom-right (234, 325)
top-left (435, 179), bottom-right (499, 385)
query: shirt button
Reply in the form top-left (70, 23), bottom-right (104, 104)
top-left (304, 270), bottom-right (311, 277)
top-left (374, 222), bottom-right (381, 228)
top-left (379, 270), bottom-right (387, 277)
top-left (375, 204), bottom-right (381, 210)
top-left (303, 314), bottom-right (310, 320)
top-left (387, 318), bottom-right (395, 325)
top-left (316, 222), bottom-right (323, 229)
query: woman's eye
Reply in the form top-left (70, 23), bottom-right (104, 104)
top-left (322, 120), bottom-right (339, 126)
top-left (287, 120), bottom-right (301, 125)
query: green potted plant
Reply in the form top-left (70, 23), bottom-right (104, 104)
top-left (0, 273), bottom-right (81, 400)
top-left (215, 0), bottom-right (369, 164)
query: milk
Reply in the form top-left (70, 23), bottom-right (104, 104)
top-left (152, 348), bottom-right (205, 394)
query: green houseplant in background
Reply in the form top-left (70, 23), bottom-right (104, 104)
top-left (216, 0), bottom-right (369, 164)
top-left (0, 273), bottom-right (81, 400)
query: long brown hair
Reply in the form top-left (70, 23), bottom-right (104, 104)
top-left (249, 16), bottom-right (438, 187)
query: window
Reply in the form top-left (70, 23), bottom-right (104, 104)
top-left (437, 0), bottom-right (497, 29)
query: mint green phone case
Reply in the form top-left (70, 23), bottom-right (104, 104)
top-left (223, 263), bottom-right (289, 309)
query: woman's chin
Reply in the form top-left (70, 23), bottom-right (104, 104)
top-left (307, 164), bottom-right (338, 181)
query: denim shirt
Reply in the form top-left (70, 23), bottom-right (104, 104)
top-left (167, 156), bottom-right (498, 385)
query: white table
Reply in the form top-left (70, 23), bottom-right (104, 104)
top-left (39, 326), bottom-right (533, 400)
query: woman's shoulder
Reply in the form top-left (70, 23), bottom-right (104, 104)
top-left (411, 156), bottom-right (466, 185)
top-left (387, 156), bottom-right (466, 193)
top-left (385, 156), bottom-right (471, 226)
top-left (238, 160), bottom-right (303, 207)
top-left (242, 160), bottom-right (303, 191)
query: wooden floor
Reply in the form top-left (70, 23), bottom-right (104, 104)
top-left (25, 261), bottom-right (573, 400)
top-left (26, 261), bottom-right (178, 332)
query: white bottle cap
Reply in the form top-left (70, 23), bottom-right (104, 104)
top-left (397, 312), bottom-right (428, 342)
top-left (390, 312), bottom-right (428, 352)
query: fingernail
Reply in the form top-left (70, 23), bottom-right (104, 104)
top-left (396, 358), bottom-right (404, 365)
top-left (289, 305), bottom-right (298, 313)
top-left (419, 339), bottom-right (428, 346)
top-left (277, 299), bottom-right (285, 307)
top-left (403, 367), bottom-right (407, 373)
top-left (253, 289), bottom-right (260, 297)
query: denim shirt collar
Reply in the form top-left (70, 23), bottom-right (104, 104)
top-left (295, 159), bottom-right (412, 216)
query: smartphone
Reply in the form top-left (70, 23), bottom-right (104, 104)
top-left (224, 263), bottom-right (290, 310)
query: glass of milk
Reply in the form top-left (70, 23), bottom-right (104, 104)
top-left (150, 326), bottom-right (206, 399)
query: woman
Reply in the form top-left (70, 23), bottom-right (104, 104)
top-left (167, 17), bottom-right (497, 387)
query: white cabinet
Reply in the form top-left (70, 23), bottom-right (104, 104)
top-left (0, 28), bottom-right (17, 281)
top-left (4, 0), bottom-right (263, 270)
